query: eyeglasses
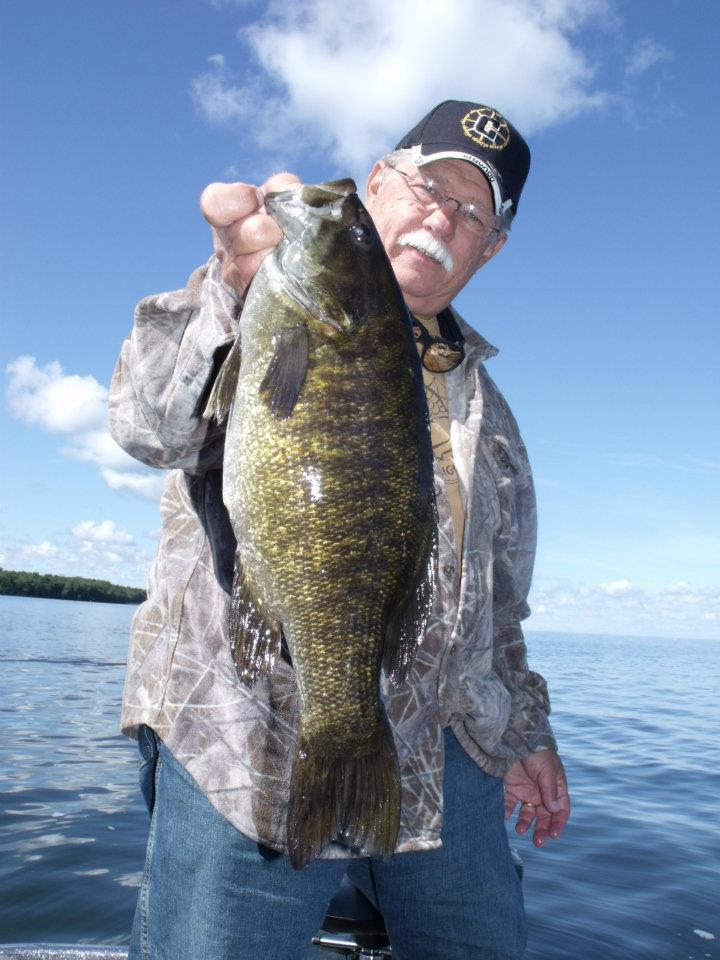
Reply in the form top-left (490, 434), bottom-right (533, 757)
top-left (412, 315), bottom-right (465, 373)
top-left (388, 165), bottom-right (501, 241)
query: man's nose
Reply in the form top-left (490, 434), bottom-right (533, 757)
top-left (422, 202), bottom-right (456, 239)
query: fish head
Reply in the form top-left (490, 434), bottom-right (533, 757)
top-left (265, 180), bottom-right (396, 336)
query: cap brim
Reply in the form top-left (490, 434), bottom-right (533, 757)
top-left (410, 144), bottom-right (511, 216)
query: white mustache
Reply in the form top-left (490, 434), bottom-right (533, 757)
top-left (397, 230), bottom-right (454, 273)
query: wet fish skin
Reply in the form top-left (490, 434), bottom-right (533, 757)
top-left (208, 179), bottom-right (436, 869)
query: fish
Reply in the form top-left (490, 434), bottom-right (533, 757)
top-left (205, 179), bottom-right (437, 869)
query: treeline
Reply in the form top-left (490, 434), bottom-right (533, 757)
top-left (0, 568), bottom-right (146, 604)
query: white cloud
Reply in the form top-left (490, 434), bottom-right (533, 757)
top-left (603, 451), bottom-right (720, 476)
top-left (22, 540), bottom-right (59, 558)
top-left (625, 38), bottom-right (672, 77)
top-left (663, 580), bottom-right (691, 596)
top-left (204, 0), bottom-right (260, 8)
top-left (3, 532), bottom-right (153, 589)
top-left (101, 468), bottom-right (166, 500)
top-left (61, 428), bottom-right (140, 471)
top-left (5, 517), bottom-right (151, 585)
top-left (71, 520), bottom-right (135, 545)
top-left (191, 61), bottom-right (255, 124)
top-left (600, 578), bottom-right (631, 595)
top-left (528, 577), bottom-right (720, 640)
top-left (192, 0), bottom-right (610, 171)
top-left (6, 356), bottom-right (107, 434)
top-left (5, 356), bottom-right (165, 502)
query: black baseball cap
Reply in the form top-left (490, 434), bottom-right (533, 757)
top-left (395, 100), bottom-right (531, 217)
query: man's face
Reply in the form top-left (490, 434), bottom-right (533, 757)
top-left (364, 157), bottom-right (506, 319)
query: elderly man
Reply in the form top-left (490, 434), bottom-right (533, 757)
top-left (110, 100), bottom-right (570, 960)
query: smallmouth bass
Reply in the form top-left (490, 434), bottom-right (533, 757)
top-left (206, 179), bottom-right (436, 868)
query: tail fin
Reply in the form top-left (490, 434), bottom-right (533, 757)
top-left (286, 722), bottom-right (401, 870)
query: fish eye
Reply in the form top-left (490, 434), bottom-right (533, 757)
top-left (349, 223), bottom-right (372, 245)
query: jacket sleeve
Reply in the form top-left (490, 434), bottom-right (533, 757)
top-left (108, 257), bottom-right (241, 474)
top-left (489, 393), bottom-right (558, 761)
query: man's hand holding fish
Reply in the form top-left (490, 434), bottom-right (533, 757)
top-left (200, 172), bottom-right (300, 296)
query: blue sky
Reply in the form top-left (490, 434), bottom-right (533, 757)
top-left (1, 0), bottom-right (718, 639)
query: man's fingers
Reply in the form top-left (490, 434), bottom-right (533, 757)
top-left (200, 173), bottom-right (301, 296)
top-left (236, 212), bottom-right (284, 250)
top-left (215, 215), bottom-right (285, 294)
top-left (514, 802), bottom-right (536, 836)
top-left (531, 806), bottom-right (553, 847)
top-left (200, 182), bottom-right (264, 229)
top-left (534, 753), bottom-right (570, 815)
top-left (548, 776), bottom-right (571, 838)
top-left (260, 172), bottom-right (301, 196)
top-left (534, 763), bottom-right (570, 841)
top-left (200, 172), bottom-right (299, 229)
top-left (548, 811), bottom-right (569, 840)
top-left (224, 246), bottom-right (282, 289)
top-left (216, 212), bottom-right (284, 259)
top-left (511, 799), bottom-right (565, 846)
top-left (535, 760), bottom-right (561, 812)
top-left (513, 802), bottom-right (554, 847)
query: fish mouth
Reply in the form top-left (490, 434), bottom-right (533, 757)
top-left (266, 180), bottom-right (357, 227)
top-left (397, 231), bottom-right (454, 272)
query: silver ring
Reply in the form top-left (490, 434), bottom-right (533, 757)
top-left (520, 802), bottom-right (536, 808)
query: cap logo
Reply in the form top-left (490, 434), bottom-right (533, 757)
top-left (461, 107), bottom-right (510, 151)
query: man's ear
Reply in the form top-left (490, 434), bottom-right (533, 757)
top-left (482, 231), bottom-right (507, 265)
top-left (363, 161), bottom-right (385, 203)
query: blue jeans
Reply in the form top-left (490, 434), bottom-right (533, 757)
top-left (130, 726), bottom-right (526, 960)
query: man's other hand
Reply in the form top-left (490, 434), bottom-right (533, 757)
top-left (200, 173), bottom-right (300, 296)
top-left (503, 749), bottom-right (570, 847)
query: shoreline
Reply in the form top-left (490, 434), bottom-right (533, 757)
top-left (0, 568), bottom-right (145, 605)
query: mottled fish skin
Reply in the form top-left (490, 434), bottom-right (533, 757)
top-left (212, 180), bottom-right (436, 868)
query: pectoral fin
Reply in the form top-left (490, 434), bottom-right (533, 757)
top-left (258, 325), bottom-right (309, 419)
top-left (203, 334), bottom-right (242, 424)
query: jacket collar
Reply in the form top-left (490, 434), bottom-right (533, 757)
top-left (442, 306), bottom-right (499, 363)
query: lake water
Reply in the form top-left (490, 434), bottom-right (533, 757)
top-left (0, 594), bottom-right (718, 958)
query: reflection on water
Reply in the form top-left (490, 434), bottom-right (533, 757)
top-left (1, 596), bottom-right (718, 957)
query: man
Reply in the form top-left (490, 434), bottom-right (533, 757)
top-left (110, 100), bottom-right (570, 960)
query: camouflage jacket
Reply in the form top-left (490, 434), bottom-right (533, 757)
top-left (108, 256), bottom-right (556, 856)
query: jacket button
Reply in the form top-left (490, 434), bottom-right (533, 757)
top-left (442, 563), bottom-right (455, 577)
top-left (449, 643), bottom-right (456, 655)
